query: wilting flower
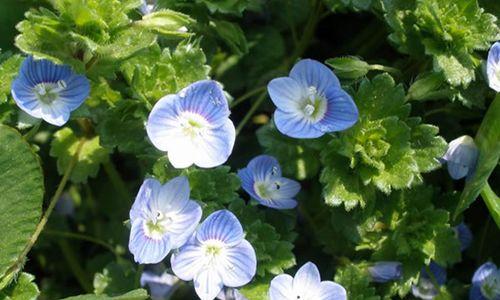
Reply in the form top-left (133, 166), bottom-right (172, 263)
top-left (267, 59), bottom-right (358, 139)
top-left (147, 80), bottom-right (235, 169)
top-left (171, 210), bottom-right (256, 300)
top-left (487, 42), bottom-right (500, 92)
top-left (442, 135), bottom-right (479, 180)
top-left (129, 176), bottom-right (202, 264)
top-left (139, 0), bottom-right (157, 15)
top-left (217, 288), bottom-right (247, 300)
top-left (140, 270), bottom-right (179, 300)
top-left (11, 56), bottom-right (90, 126)
top-left (412, 262), bottom-right (447, 300)
top-left (368, 261), bottom-right (403, 283)
top-left (238, 155), bottom-right (300, 209)
top-left (470, 262), bottom-right (500, 300)
top-left (268, 262), bottom-right (347, 300)
top-left (454, 222), bottom-right (473, 252)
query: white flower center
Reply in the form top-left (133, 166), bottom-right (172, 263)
top-left (33, 80), bottom-right (66, 104)
top-left (202, 240), bottom-right (226, 267)
top-left (301, 86), bottom-right (327, 122)
top-left (481, 271), bottom-right (500, 299)
top-left (254, 180), bottom-right (281, 200)
top-left (143, 210), bottom-right (173, 240)
top-left (178, 112), bottom-right (209, 139)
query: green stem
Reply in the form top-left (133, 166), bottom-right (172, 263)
top-left (481, 182), bottom-right (500, 228)
top-left (58, 239), bottom-right (93, 292)
top-left (103, 160), bottom-right (132, 203)
top-left (230, 86), bottom-right (266, 108)
top-left (23, 122), bottom-right (41, 141)
top-left (44, 230), bottom-right (118, 257)
top-left (4, 139), bottom-right (85, 277)
top-left (235, 91), bottom-right (267, 135)
top-left (477, 216), bottom-right (491, 264)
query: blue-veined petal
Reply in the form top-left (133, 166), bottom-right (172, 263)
top-left (268, 77), bottom-right (306, 113)
top-left (146, 94), bottom-right (182, 152)
top-left (487, 42), bottom-right (500, 92)
top-left (130, 178), bottom-right (161, 221)
top-left (272, 178), bottom-right (301, 199)
top-left (170, 238), bottom-right (205, 281)
top-left (166, 201), bottom-right (203, 248)
top-left (40, 102), bottom-right (70, 126)
top-left (237, 168), bottom-right (258, 200)
top-left (454, 223), bottom-right (473, 251)
top-left (247, 155), bottom-right (281, 180)
top-left (196, 210), bottom-right (244, 246)
top-left (443, 135), bottom-right (479, 180)
top-left (129, 219), bottom-right (172, 264)
top-left (292, 262), bottom-right (321, 296)
top-left (155, 176), bottom-right (190, 213)
top-left (368, 261), bottom-right (403, 283)
top-left (317, 281), bottom-right (347, 300)
top-left (314, 87), bottom-right (358, 132)
top-left (220, 239), bottom-right (257, 287)
top-left (140, 271), bottom-right (178, 300)
top-left (289, 59), bottom-right (340, 94)
top-left (274, 109), bottom-right (323, 139)
top-left (194, 268), bottom-right (224, 300)
top-left (472, 262), bottom-right (497, 285)
top-left (193, 119), bottom-right (235, 168)
top-left (58, 74), bottom-right (90, 110)
top-left (269, 274), bottom-right (294, 300)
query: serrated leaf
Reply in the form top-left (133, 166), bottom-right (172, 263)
top-left (0, 272), bottom-right (40, 300)
top-left (61, 289), bottom-right (148, 300)
top-left (455, 94), bottom-right (500, 223)
top-left (239, 277), bottom-right (271, 299)
top-left (93, 261), bottom-right (138, 296)
top-left (334, 264), bottom-right (380, 300)
top-left (50, 128), bottom-right (110, 183)
top-left (0, 125), bottom-right (44, 281)
top-left (0, 55), bottom-right (23, 104)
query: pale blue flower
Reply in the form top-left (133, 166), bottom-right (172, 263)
top-left (487, 42), bottom-right (500, 92)
top-left (217, 288), bottom-right (247, 300)
top-left (368, 261), bottom-right (403, 283)
top-left (147, 80), bottom-right (235, 169)
top-left (267, 59), bottom-right (358, 139)
top-left (412, 262), bottom-right (447, 300)
top-left (171, 210), bottom-right (257, 300)
top-left (140, 270), bottom-right (179, 300)
top-left (269, 262), bottom-right (347, 300)
top-left (454, 222), bottom-right (473, 252)
top-left (442, 135), bottom-right (479, 180)
top-left (129, 176), bottom-right (202, 264)
top-left (11, 56), bottom-right (89, 126)
top-left (470, 262), bottom-right (500, 300)
top-left (237, 155), bottom-right (300, 209)
top-left (139, 0), bottom-right (157, 15)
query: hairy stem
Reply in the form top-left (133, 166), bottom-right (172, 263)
top-left (45, 230), bottom-right (119, 257)
top-left (230, 86), bottom-right (266, 108)
top-left (103, 160), bottom-right (132, 204)
top-left (235, 91), bottom-right (267, 135)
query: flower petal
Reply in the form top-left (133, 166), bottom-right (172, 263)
top-left (20, 56), bottom-right (72, 86)
top-left (193, 119), bottom-right (236, 168)
top-left (130, 178), bottom-right (161, 221)
top-left (58, 74), bottom-right (90, 111)
top-left (272, 177), bottom-right (300, 199)
top-left (315, 87), bottom-right (358, 132)
top-left (292, 262), bottom-right (321, 295)
top-left (268, 77), bottom-right (306, 113)
top-left (289, 59), bottom-right (340, 95)
top-left (155, 176), bottom-right (190, 213)
top-left (237, 168), bottom-right (259, 200)
top-left (487, 42), bottom-right (500, 92)
top-left (178, 80), bottom-right (230, 127)
top-left (167, 200), bottom-right (202, 248)
top-left (269, 274), bottom-right (294, 300)
top-left (146, 94), bottom-right (182, 152)
top-left (11, 83), bottom-right (43, 119)
top-left (262, 198), bottom-right (298, 210)
top-left (220, 239), bottom-right (257, 287)
top-left (472, 262), bottom-right (497, 284)
top-left (194, 268), bottom-right (224, 300)
top-left (274, 109), bottom-right (324, 139)
top-left (316, 281), bottom-right (347, 300)
top-left (40, 102), bottom-right (70, 126)
top-left (171, 239), bottom-right (205, 281)
top-left (197, 210), bottom-right (244, 246)
top-left (247, 155), bottom-right (281, 180)
top-left (129, 219), bottom-right (171, 264)
top-left (167, 136), bottom-right (197, 168)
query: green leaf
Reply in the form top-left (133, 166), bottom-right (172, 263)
top-left (50, 128), bottom-right (110, 183)
top-left (239, 277), bottom-right (271, 299)
top-left (61, 289), bottom-right (148, 300)
top-left (257, 123), bottom-right (325, 180)
top-left (334, 264), bottom-right (380, 300)
top-left (135, 9), bottom-right (193, 37)
top-left (93, 261), bottom-right (138, 296)
top-left (0, 272), bottom-right (40, 300)
top-left (210, 20), bottom-right (248, 56)
top-left (0, 54), bottom-right (23, 104)
top-left (455, 95), bottom-right (500, 222)
top-left (0, 125), bottom-right (44, 281)
top-left (198, 0), bottom-right (256, 14)
top-left (325, 56), bottom-right (370, 79)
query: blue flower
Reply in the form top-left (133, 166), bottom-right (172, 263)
top-left (368, 261), bottom-right (403, 283)
top-left (237, 155), bottom-right (301, 209)
top-left (139, 0), bottom-right (157, 15)
top-left (487, 42), bottom-right (500, 92)
top-left (11, 56), bottom-right (90, 126)
top-left (442, 135), bottom-right (479, 180)
top-left (140, 270), bottom-right (179, 300)
top-left (470, 262), bottom-right (500, 300)
top-left (55, 192), bottom-right (75, 217)
top-left (267, 59), bottom-right (358, 139)
top-left (147, 80), bottom-right (235, 169)
top-left (171, 210), bottom-right (257, 300)
top-left (217, 288), bottom-right (247, 300)
top-left (412, 262), bottom-right (447, 300)
top-left (128, 176), bottom-right (202, 264)
top-left (454, 222), bottom-right (473, 252)
top-left (269, 262), bottom-right (347, 300)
